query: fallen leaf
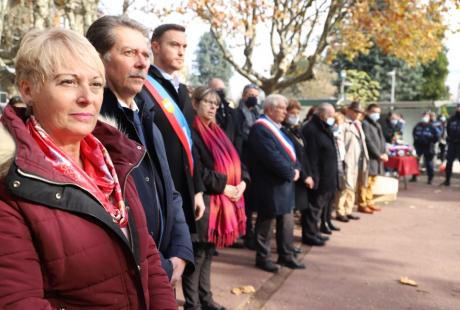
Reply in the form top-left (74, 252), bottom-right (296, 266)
top-left (231, 285), bottom-right (256, 295)
top-left (399, 276), bottom-right (418, 287)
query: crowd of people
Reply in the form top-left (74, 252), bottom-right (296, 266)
top-left (1, 15), bottom-right (460, 310)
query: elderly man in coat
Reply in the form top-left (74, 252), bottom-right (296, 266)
top-left (336, 101), bottom-right (369, 222)
top-left (301, 103), bottom-right (338, 246)
top-left (247, 94), bottom-right (305, 273)
top-left (358, 103), bottom-right (388, 213)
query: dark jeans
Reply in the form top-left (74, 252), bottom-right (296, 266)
top-left (302, 190), bottom-right (336, 239)
top-left (445, 143), bottom-right (460, 182)
top-left (182, 243), bottom-right (215, 310)
top-left (255, 212), bottom-right (294, 263)
top-left (415, 146), bottom-right (435, 180)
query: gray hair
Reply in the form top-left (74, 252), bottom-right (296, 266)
top-left (86, 15), bottom-right (148, 58)
top-left (315, 102), bottom-right (334, 117)
top-left (263, 94), bottom-right (287, 112)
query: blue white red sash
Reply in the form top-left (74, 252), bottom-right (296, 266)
top-left (255, 116), bottom-right (296, 162)
top-left (144, 75), bottom-right (194, 175)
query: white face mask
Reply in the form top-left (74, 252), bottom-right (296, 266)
top-left (326, 117), bottom-right (335, 127)
top-left (287, 114), bottom-right (300, 126)
top-left (421, 117), bottom-right (430, 123)
top-left (369, 112), bottom-right (380, 122)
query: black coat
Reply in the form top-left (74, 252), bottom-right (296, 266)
top-left (191, 127), bottom-right (250, 243)
top-left (301, 114), bottom-right (338, 193)
top-left (362, 116), bottom-right (386, 176)
top-left (283, 124), bottom-right (312, 211)
top-left (137, 65), bottom-right (204, 234)
top-left (247, 117), bottom-right (296, 218)
top-left (99, 88), bottom-right (194, 277)
top-left (216, 100), bottom-right (241, 146)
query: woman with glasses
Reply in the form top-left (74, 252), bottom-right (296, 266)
top-left (181, 87), bottom-right (249, 310)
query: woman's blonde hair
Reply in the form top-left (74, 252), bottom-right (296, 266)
top-left (15, 28), bottom-right (105, 89)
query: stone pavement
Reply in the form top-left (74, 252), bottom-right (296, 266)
top-left (177, 175), bottom-right (460, 309)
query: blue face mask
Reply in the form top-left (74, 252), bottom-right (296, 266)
top-left (326, 117), bottom-right (335, 127)
top-left (369, 113), bottom-right (380, 122)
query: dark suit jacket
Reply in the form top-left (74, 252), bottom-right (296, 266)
top-left (247, 117), bottom-right (297, 218)
top-left (301, 114), bottom-right (338, 193)
top-left (99, 88), bottom-right (194, 277)
top-left (137, 65), bottom-right (204, 234)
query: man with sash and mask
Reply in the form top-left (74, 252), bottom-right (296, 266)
top-left (247, 94), bottom-right (305, 273)
top-left (137, 23), bottom-right (207, 255)
top-left (86, 16), bottom-right (195, 288)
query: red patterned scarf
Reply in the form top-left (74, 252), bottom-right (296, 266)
top-left (193, 116), bottom-right (246, 247)
top-left (27, 116), bottom-right (128, 228)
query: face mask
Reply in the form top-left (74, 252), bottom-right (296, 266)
top-left (369, 113), bottom-right (380, 122)
top-left (440, 116), bottom-right (446, 122)
top-left (390, 119), bottom-right (398, 126)
top-left (421, 117), bottom-right (429, 123)
top-left (287, 115), bottom-right (300, 126)
top-left (245, 96), bottom-right (258, 108)
top-left (216, 89), bottom-right (226, 102)
top-left (326, 117), bottom-right (335, 127)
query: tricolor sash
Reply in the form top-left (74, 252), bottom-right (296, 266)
top-left (255, 116), bottom-right (296, 162)
top-left (144, 75), bottom-right (194, 174)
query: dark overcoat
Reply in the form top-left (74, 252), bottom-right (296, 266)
top-left (246, 118), bottom-right (296, 218)
top-left (301, 114), bottom-right (338, 193)
top-left (362, 116), bottom-right (386, 176)
top-left (100, 89), bottom-right (194, 277)
top-left (283, 124), bottom-right (312, 211)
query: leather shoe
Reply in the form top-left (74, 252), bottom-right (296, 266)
top-left (368, 204), bottom-right (381, 212)
top-left (336, 215), bottom-right (349, 222)
top-left (358, 206), bottom-right (374, 214)
top-left (202, 301), bottom-right (226, 310)
top-left (316, 234), bottom-right (329, 241)
top-left (293, 247), bottom-right (303, 254)
top-left (320, 224), bottom-right (332, 235)
top-left (328, 222), bottom-right (340, 231)
top-left (255, 260), bottom-right (280, 273)
top-left (347, 214), bottom-right (360, 220)
top-left (302, 236), bottom-right (326, 246)
top-left (277, 258), bottom-right (306, 269)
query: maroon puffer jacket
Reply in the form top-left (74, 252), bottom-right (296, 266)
top-left (0, 106), bottom-right (178, 310)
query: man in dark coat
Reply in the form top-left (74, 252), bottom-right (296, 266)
top-left (86, 15), bottom-right (194, 287)
top-left (412, 112), bottom-right (440, 184)
top-left (442, 104), bottom-right (460, 186)
top-left (248, 94), bottom-right (305, 273)
top-left (138, 24), bottom-right (206, 234)
top-left (301, 103), bottom-right (338, 246)
top-left (358, 103), bottom-right (388, 213)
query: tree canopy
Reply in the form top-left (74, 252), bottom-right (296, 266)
top-left (166, 0), bottom-right (453, 95)
top-left (191, 32), bottom-right (233, 85)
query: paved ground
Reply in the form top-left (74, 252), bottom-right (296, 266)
top-left (177, 175), bottom-right (460, 309)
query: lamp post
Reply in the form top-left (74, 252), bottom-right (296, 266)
top-left (340, 70), bottom-right (347, 102)
top-left (387, 69), bottom-right (396, 105)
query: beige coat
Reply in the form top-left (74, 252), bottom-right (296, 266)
top-left (342, 119), bottom-right (369, 189)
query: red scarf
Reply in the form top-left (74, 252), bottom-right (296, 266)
top-left (27, 116), bottom-right (128, 228)
top-left (193, 117), bottom-right (246, 247)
